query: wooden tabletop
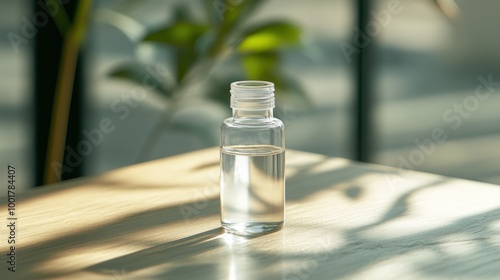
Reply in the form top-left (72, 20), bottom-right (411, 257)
top-left (2, 148), bottom-right (500, 279)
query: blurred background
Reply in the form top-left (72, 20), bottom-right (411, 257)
top-left (1, 0), bottom-right (499, 191)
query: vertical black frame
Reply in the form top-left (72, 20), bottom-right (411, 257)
top-left (355, 0), bottom-right (373, 162)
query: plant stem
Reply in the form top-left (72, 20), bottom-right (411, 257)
top-left (44, 0), bottom-right (93, 184)
top-left (135, 1), bottom-right (258, 162)
top-left (135, 58), bottom-right (216, 162)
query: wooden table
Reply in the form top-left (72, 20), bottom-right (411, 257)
top-left (2, 148), bottom-right (500, 279)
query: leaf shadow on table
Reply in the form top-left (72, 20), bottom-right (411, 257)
top-left (86, 158), bottom-right (500, 279)
top-left (78, 157), bottom-right (380, 278)
top-left (3, 152), bottom-right (500, 279)
top-left (85, 179), bottom-right (500, 280)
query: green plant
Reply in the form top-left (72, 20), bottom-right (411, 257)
top-left (105, 0), bottom-right (310, 161)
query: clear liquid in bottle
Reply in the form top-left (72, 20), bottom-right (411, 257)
top-left (220, 145), bottom-right (285, 235)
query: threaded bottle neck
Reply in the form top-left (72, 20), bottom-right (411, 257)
top-left (230, 81), bottom-right (275, 111)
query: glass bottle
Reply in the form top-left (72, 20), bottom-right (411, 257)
top-left (220, 81), bottom-right (285, 236)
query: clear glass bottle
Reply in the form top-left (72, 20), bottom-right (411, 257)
top-left (220, 81), bottom-right (285, 236)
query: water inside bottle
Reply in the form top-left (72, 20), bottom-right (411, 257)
top-left (220, 145), bottom-right (285, 235)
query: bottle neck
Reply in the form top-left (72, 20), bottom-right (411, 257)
top-left (232, 108), bottom-right (273, 121)
top-left (229, 81), bottom-right (275, 122)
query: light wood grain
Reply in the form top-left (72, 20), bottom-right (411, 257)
top-left (1, 148), bottom-right (500, 279)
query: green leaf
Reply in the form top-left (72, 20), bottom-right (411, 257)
top-left (240, 52), bottom-right (288, 94)
top-left (143, 21), bottom-right (209, 82)
top-left (176, 48), bottom-right (197, 82)
top-left (240, 52), bottom-right (312, 108)
top-left (108, 63), bottom-right (172, 98)
top-left (238, 21), bottom-right (301, 53)
top-left (241, 52), bottom-right (278, 81)
top-left (143, 21), bottom-right (209, 47)
top-left (206, 0), bottom-right (264, 57)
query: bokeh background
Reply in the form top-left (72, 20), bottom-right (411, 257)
top-left (1, 0), bottom-right (499, 190)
